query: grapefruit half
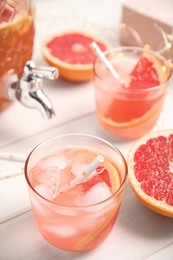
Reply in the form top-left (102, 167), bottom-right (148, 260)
top-left (42, 30), bottom-right (109, 82)
top-left (128, 129), bottom-right (173, 217)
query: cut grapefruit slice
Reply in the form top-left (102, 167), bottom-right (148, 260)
top-left (101, 96), bottom-right (165, 139)
top-left (42, 31), bottom-right (109, 82)
top-left (82, 160), bottom-right (120, 194)
top-left (129, 55), bottom-right (160, 89)
top-left (96, 160), bottom-right (121, 193)
top-left (74, 205), bottom-right (117, 251)
top-left (128, 129), bottom-right (173, 217)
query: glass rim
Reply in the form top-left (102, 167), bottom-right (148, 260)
top-left (93, 46), bottom-right (172, 93)
top-left (25, 133), bottom-right (128, 209)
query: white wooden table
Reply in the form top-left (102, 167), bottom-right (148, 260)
top-left (0, 0), bottom-right (173, 259)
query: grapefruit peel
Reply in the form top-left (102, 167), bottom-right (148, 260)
top-left (74, 202), bottom-right (119, 250)
top-left (103, 160), bottom-right (121, 193)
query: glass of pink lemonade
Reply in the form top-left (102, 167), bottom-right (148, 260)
top-left (93, 47), bottom-right (172, 140)
top-left (25, 134), bottom-right (127, 251)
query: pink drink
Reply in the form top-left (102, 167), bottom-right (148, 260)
top-left (93, 47), bottom-right (171, 139)
top-left (25, 134), bottom-right (127, 251)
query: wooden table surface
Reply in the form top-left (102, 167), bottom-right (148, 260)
top-left (0, 0), bottom-right (173, 259)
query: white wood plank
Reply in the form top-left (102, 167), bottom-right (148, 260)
top-left (145, 244), bottom-right (173, 260)
top-left (0, 174), bottom-right (31, 223)
top-left (0, 81), bottom-right (96, 147)
top-left (0, 113), bottom-right (135, 158)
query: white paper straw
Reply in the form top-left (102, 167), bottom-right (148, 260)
top-left (0, 152), bottom-right (26, 162)
top-left (0, 168), bottom-right (24, 180)
top-left (52, 154), bottom-right (104, 199)
top-left (90, 42), bottom-right (123, 84)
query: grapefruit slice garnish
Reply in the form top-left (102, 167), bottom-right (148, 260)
top-left (74, 206), bottom-right (117, 251)
top-left (128, 55), bottom-right (160, 89)
top-left (82, 160), bottom-right (120, 194)
top-left (128, 51), bottom-right (170, 89)
top-left (128, 129), bottom-right (173, 218)
top-left (42, 30), bottom-right (110, 82)
top-left (102, 96), bottom-right (164, 129)
top-left (100, 160), bottom-right (121, 192)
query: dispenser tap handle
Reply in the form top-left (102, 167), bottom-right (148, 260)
top-left (7, 60), bottom-right (59, 118)
top-left (24, 60), bottom-right (59, 80)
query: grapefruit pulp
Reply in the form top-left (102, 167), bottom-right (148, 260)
top-left (128, 129), bottom-right (173, 217)
top-left (128, 55), bottom-right (160, 89)
top-left (42, 31), bottom-right (109, 82)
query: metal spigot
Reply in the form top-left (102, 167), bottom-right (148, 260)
top-left (7, 61), bottom-right (59, 118)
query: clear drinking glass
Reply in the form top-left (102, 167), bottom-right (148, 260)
top-left (93, 46), bottom-right (172, 140)
top-left (0, 0), bottom-right (35, 111)
top-left (25, 134), bottom-right (127, 251)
